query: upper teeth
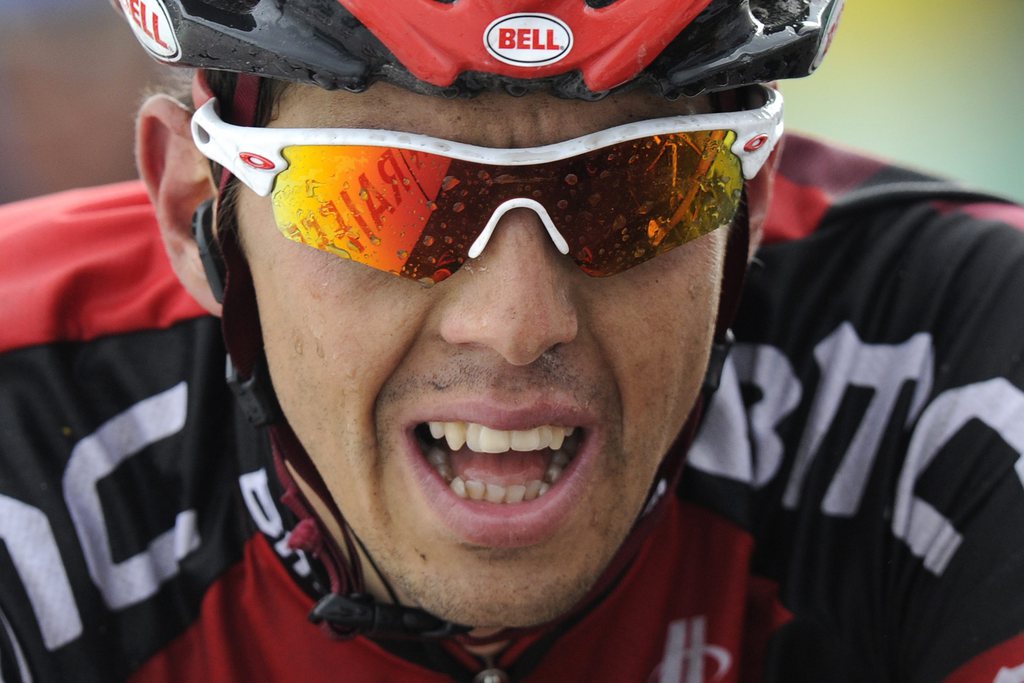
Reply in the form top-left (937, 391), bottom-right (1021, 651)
top-left (427, 421), bottom-right (574, 454)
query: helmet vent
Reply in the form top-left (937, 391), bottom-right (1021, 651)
top-left (585, 0), bottom-right (621, 7)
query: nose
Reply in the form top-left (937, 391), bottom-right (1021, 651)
top-left (438, 207), bottom-right (579, 366)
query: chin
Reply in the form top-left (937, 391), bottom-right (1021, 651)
top-left (387, 543), bottom-right (612, 630)
top-left (426, 577), bottom-right (592, 631)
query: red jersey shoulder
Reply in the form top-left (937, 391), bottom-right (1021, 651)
top-left (933, 199), bottom-right (1024, 231)
top-left (763, 133), bottom-right (886, 245)
top-left (0, 181), bottom-right (207, 353)
top-left (765, 133), bottom-right (1024, 245)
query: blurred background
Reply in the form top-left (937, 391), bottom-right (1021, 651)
top-left (782, 0), bottom-right (1024, 202)
top-left (0, 1), bottom-right (1021, 204)
top-left (0, 2), bottom-right (163, 203)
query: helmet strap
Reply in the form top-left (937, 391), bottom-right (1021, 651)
top-left (201, 71), bottom-right (447, 637)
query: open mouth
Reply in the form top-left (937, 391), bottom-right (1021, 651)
top-left (415, 421), bottom-right (581, 504)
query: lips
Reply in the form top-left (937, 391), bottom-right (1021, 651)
top-left (402, 407), bottom-right (600, 548)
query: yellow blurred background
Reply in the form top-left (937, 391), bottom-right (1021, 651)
top-left (783, 0), bottom-right (1024, 201)
top-left (0, 1), bottom-right (1021, 203)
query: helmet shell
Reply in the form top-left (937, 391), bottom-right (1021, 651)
top-left (112, 0), bottom-right (845, 98)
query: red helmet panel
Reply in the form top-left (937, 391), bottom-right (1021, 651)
top-left (339, 0), bottom-right (713, 91)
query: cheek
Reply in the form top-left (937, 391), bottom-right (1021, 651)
top-left (591, 234), bottom-right (724, 456)
top-left (236, 194), bottom-right (427, 457)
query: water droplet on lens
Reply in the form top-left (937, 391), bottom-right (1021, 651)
top-left (557, 199), bottom-right (569, 210)
top-left (397, 249), bottom-right (409, 260)
top-left (646, 218), bottom-right (670, 247)
top-left (441, 176), bottom-right (461, 191)
top-left (477, 170), bottom-right (491, 181)
top-left (453, 202), bottom-right (466, 213)
top-left (564, 174), bottom-right (578, 186)
top-left (588, 193), bottom-right (601, 207)
top-left (359, 188), bottom-right (369, 201)
top-left (422, 235), bottom-right (435, 247)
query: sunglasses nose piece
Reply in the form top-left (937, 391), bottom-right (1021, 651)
top-left (467, 198), bottom-right (570, 260)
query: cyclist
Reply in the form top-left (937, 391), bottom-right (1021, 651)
top-left (1, 1), bottom-right (1023, 681)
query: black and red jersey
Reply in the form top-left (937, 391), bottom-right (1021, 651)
top-left (1, 134), bottom-right (1024, 682)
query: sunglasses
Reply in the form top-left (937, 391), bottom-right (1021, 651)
top-left (191, 85), bottom-right (782, 283)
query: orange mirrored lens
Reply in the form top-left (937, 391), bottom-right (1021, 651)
top-left (271, 130), bottom-right (742, 282)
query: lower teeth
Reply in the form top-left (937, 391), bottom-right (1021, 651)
top-left (451, 476), bottom-right (551, 503)
top-left (422, 441), bottom-right (571, 504)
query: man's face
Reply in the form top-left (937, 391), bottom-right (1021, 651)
top-left (234, 83), bottom-right (726, 629)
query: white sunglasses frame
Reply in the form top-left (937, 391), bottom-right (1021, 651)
top-left (190, 85), bottom-right (784, 200)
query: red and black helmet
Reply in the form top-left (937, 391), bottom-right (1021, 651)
top-left (113, 0), bottom-right (845, 98)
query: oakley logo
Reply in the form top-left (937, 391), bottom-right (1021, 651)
top-left (119, 0), bottom-right (180, 61)
top-left (484, 14), bottom-right (573, 67)
top-left (743, 135), bottom-right (770, 153)
top-left (239, 152), bottom-right (276, 171)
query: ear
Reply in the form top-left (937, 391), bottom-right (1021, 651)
top-left (137, 94), bottom-right (223, 316)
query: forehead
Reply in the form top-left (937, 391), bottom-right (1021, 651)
top-left (270, 82), bottom-right (713, 148)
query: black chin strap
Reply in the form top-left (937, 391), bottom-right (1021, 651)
top-left (309, 594), bottom-right (471, 639)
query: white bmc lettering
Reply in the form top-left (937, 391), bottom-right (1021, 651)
top-left (894, 378), bottom-right (1024, 575)
top-left (690, 343), bottom-right (800, 487)
top-left (692, 322), bottom-right (1024, 576)
top-left (63, 382), bottom-right (198, 610)
top-left (239, 469), bottom-right (311, 577)
top-left (1, 606), bottom-right (33, 682)
top-left (784, 323), bottom-right (934, 516)
top-left (995, 662), bottom-right (1024, 683)
top-left (0, 496), bottom-right (81, 651)
top-left (1, 383), bottom-right (194, 655)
